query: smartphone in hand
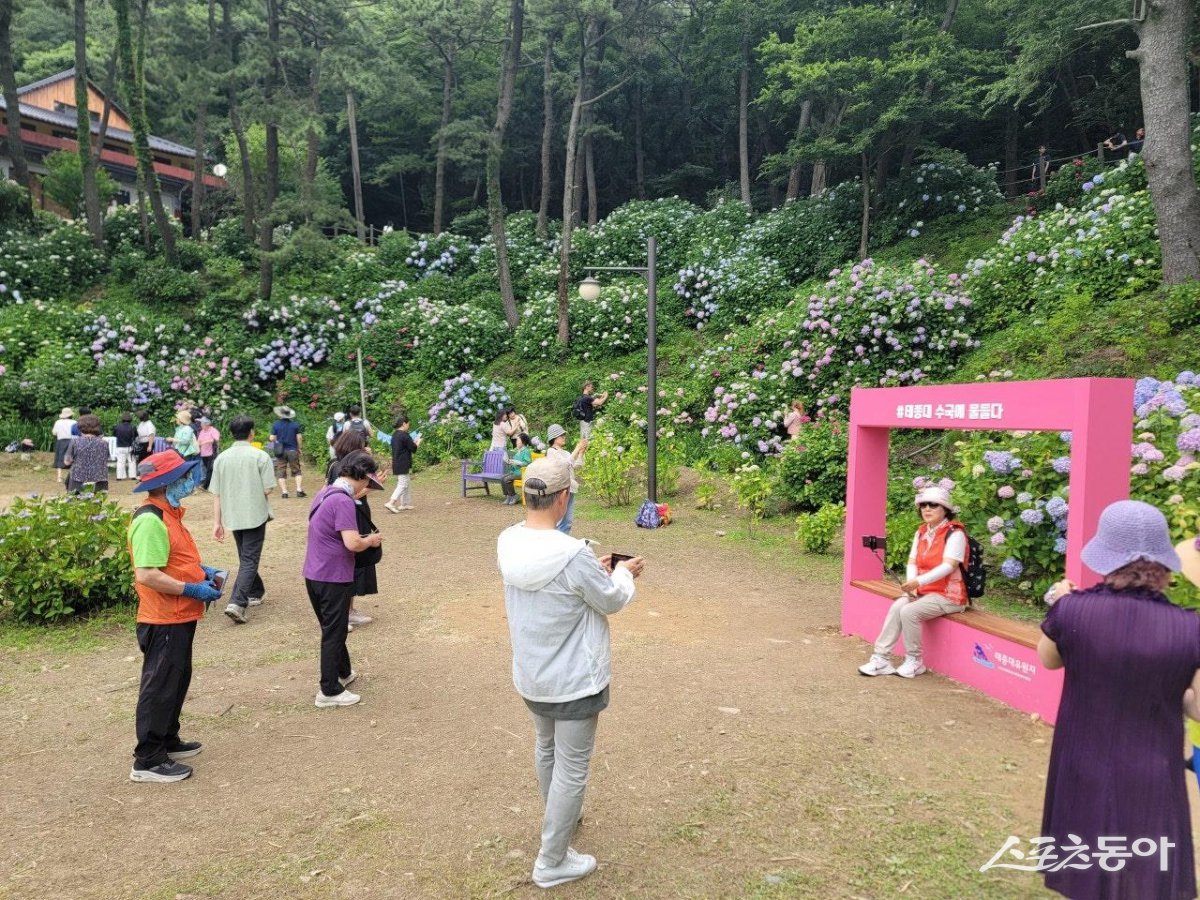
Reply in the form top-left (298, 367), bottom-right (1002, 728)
top-left (211, 569), bottom-right (229, 592)
top-left (608, 552), bottom-right (634, 572)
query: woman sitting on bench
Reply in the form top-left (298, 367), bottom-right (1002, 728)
top-left (859, 486), bottom-right (968, 679)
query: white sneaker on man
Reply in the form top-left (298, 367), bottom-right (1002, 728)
top-left (896, 657), bottom-right (928, 678)
top-left (315, 689), bottom-right (360, 708)
top-left (858, 654), bottom-right (896, 676)
top-left (384, 502), bottom-right (399, 514)
top-left (532, 847), bottom-right (597, 889)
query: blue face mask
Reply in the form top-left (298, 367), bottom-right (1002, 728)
top-left (165, 464), bottom-right (203, 508)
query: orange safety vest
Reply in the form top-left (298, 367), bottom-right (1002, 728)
top-left (914, 519), bottom-right (969, 606)
top-left (127, 496), bottom-right (206, 625)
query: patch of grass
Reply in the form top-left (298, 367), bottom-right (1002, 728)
top-left (0, 602), bottom-right (136, 654)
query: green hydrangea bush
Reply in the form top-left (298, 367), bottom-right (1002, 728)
top-left (0, 493), bottom-right (133, 623)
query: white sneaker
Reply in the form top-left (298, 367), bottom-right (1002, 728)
top-left (532, 847), bottom-right (597, 889)
top-left (384, 502), bottom-right (399, 514)
top-left (339, 670), bottom-right (357, 687)
top-left (896, 657), bottom-right (928, 678)
top-left (401, 505), bottom-right (414, 510)
top-left (348, 610), bottom-right (373, 626)
top-left (246, 594), bottom-right (264, 607)
top-left (858, 655), bottom-right (896, 676)
top-left (315, 689), bottom-right (360, 708)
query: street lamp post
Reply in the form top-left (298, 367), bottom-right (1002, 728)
top-left (579, 236), bottom-right (659, 502)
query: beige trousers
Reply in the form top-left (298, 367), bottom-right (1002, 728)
top-left (873, 593), bottom-right (962, 659)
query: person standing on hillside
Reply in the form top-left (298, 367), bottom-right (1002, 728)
top-left (113, 413), bottom-right (138, 482)
top-left (571, 382), bottom-right (608, 440)
top-left (52, 407), bottom-right (76, 483)
top-left (210, 415), bottom-right (275, 626)
top-left (169, 411), bottom-right (200, 460)
top-left (127, 450), bottom-right (223, 783)
top-left (197, 417), bottom-right (221, 490)
top-left (497, 455), bottom-right (645, 888)
top-left (135, 411), bottom-right (157, 463)
top-left (384, 414), bottom-right (420, 513)
top-left (270, 405), bottom-right (306, 499)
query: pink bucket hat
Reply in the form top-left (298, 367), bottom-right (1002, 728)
top-left (914, 485), bottom-right (957, 515)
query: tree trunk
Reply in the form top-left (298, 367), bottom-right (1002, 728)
top-left (74, 0), bottom-right (103, 245)
top-left (0, 1), bottom-right (32, 216)
top-left (486, 0), bottom-right (524, 329)
top-left (900, 0), bottom-right (960, 171)
top-left (633, 80), bottom-right (646, 199)
top-left (535, 30), bottom-right (557, 239)
top-left (738, 34), bottom-right (751, 204)
top-left (433, 52), bottom-right (455, 234)
top-left (555, 20), bottom-right (594, 345)
top-left (303, 47), bottom-right (322, 222)
top-left (258, 0), bottom-right (280, 300)
top-left (873, 147), bottom-right (889, 208)
top-left (1130, 0), bottom-right (1200, 283)
top-left (91, 45), bottom-right (118, 167)
top-left (222, 0), bottom-right (255, 241)
top-left (114, 0), bottom-right (176, 264)
top-left (785, 99), bottom-right (812, 202)
top-left (585, 127), bottom-right (598, 226)
top-left (347, 91), bottom-right (365, 240)
top-left (190, 104), bottom-right (207, 238)
top-left (810, 160), bottom-right (827, 196)
top-left (1004, 105), bottom-right (1019, 197)
top-left (858, 152), bottom-right (871, 261)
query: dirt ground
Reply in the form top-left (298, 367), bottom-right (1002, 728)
top-left (0, 456), bottom-right (1174, 899)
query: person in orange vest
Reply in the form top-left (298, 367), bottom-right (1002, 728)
top-left (858, 486), bottom-right (969, 678)
top-left (127, 450), bottom-right (224, 783)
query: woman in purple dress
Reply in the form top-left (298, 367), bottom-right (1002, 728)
top-left (1039, 500), bottom-right (1198, 900)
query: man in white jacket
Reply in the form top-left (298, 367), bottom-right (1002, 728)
top-left (497, 456), bottom-right (645, 889)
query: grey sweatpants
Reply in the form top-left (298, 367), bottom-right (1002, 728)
top-left (530, 712), bottom-right (598, 866)
top-left (873, 593), bottom-right (962, 659)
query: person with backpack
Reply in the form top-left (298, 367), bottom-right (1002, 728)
top-left (127, 450), bottom-right (224, 782)
top-left (325, 412), bottom-right (347, 460)
top-left (858, 486), bottom-right (973, 679)
top-left (346, 405), bottom-right (373, 439)
top-left (571, 381), bottom-right (608, 440)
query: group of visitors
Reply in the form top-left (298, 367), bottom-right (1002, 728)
top-left (856, 479), bottom-right (1200, 899)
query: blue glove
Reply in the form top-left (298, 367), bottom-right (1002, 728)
top-left (201, 564), bottom-right (220, 580)
top-left (182, 581), bottom-right (221, 604)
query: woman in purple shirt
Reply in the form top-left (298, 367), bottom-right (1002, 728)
top-left (303, 450), bottom-right (383, 708)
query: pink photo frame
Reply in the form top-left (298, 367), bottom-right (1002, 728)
top-left (841, 378), bottom-right (1134, 723)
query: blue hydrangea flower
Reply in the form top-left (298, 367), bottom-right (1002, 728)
top-left (1000, 558), bottom-right (1024, 579)
top-left (1045, 497), bottom-right (1068, 519)
top-left (1020, 508), bottom-right (1045, 526)
top-left (1017, 491), bottom-right (1033, 504)
top-left (1054, 537), bottom-right (1068, 554)
top-left (1051, 456), bottom-right (1071, 474)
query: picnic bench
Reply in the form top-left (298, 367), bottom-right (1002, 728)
top-left (461, 449), bottom-right (506, 497)
top-left (845, 578), bottom-right (1061, 722)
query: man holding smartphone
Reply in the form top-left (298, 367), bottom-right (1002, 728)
top-left (497, 456), bottom-right (645, 888)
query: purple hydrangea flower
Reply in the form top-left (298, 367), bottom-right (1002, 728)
top-left (1051, 456), bottom-right (1071, 474)
top-left (1178, 428), bottom-right (1200, 453)
top-left (990, 532), bottom-right (1007, 546)
top-left (1054, 537), bottom-right (1068, 554)
top-left (1163, 466), bottom-right (1187, 482)
top-left (998, 485), bottom-right (1015, 499)
top-left (986, 515), bottom-right (1005, 533)
top-left (1017, 491), bottom-right (1033, 504)
top-left (983, 450), bottom-right (1020, 475)
top-left (1045, 497), bottom-right (1068, 519)
top-left (1020, 508), bottom-right (1045, 526)
top-left (1000, 558), bottom-right (1024, 579)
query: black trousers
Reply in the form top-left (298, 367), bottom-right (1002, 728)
top-left (134, 620), bottom-right (196, 767)
top-left (201, 454), bottom-right (216, 489)
top-left (231, 523), bottom-right (267, 607)
top-left (305, 579), bottom-right (354, 697)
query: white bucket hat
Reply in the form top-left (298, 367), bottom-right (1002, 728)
top-left (915, 486), bottom-right (957, 515)
top-left (546, 423), bottom-right (567, 442)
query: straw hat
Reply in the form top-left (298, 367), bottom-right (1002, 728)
top-left (60, 407), bottom-right (74, 418)
top-left (274, 405), bottom-right (296, 420)
top-left (175, 410), bottom-right (192, 426)
top-left (1080, 500), bottom-right (1181, 576)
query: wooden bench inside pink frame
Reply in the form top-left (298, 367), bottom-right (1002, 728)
top-left (841, 378), bottom-right (1134, 724)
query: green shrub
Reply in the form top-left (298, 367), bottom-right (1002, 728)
top-left (573, 197), bottom-right (702, 275)
top-left (515, 279), bottom-right (647, 359)
top-left (873, 153), bottom-right (1003, 246)
top-left (775, 420), bottom-right (849, 510)
top-left (0, 180), bottom-right (32, 230)
top-left (740, 182), bottom-right (861, 282)
top-left (132, 259), bottom-right (201, 304)
top-left (730, 461), bottom-right (775, 534)
top-left (41, 150), bottom-right (118, 216)
top-left (581, 428), bottom-right (645, 507)
top-left (207, 216), bottom-right (256, 262)
top-left (0, 493), bottom-right (133, 623)
top-left (174, 238), bottom-right (210, 272)
top-left (794, 501), bottom-right (845, 553)
top-left (0, 222), bottom-right (106, 302)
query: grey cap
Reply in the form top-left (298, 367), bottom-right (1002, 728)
top-left (1081, 500), bottom-right (1182, 576)
top-left (523, 456), bottom-right (572, 495)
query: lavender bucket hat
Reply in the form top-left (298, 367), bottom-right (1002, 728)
top-left (1080, 500), bottom-right (1181, 576)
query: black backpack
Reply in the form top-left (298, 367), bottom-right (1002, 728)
top-left (952, 525), bottom-right (986, 602)
top-left (571, 396), bottom-right (590, 421)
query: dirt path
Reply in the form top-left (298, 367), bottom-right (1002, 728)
top-left (0, 459), bottom-right (1085, 898)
